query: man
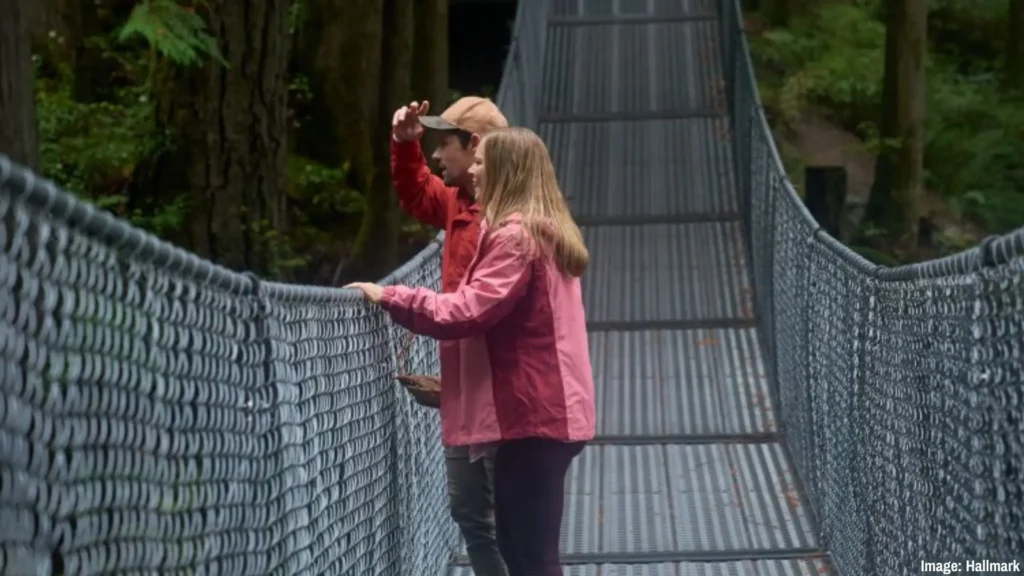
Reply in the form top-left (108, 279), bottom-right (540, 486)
top-left (390, 96), bottom-right (509, 576)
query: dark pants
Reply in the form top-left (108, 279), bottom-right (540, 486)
top-left (445, 446), bottom-right (509, 576)
top-left (493, 438), bottom-right (586, 576)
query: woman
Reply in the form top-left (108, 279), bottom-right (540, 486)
top-left (346, 126), bottom-right (595, 575)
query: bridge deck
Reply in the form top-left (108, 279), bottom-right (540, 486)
top-left (451, 1), bottom-right (831, 574)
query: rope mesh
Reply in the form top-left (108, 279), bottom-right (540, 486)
top-left (0, 162), bottom-right (454, 575)
top-left (719, 0), bottom-right (1024, 574)
top-left (2, 1), bottom-right (1023, 575)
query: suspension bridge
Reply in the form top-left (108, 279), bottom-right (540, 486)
top-left (1, 0), bottom-right (1022, 575)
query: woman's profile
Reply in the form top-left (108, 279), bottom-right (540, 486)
top-left (347, 126), bottom-right (596, 576)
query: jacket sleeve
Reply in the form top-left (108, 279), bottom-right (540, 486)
top-left (391, 137), bottom-right (453, 230)
top-left (380, 226), bottom-right (532, 340)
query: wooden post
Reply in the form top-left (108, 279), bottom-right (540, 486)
top-left (804, 166), bottom-right (846, 238)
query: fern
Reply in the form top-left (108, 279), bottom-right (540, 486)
top-left (117, 0), bottom-right (227, 67)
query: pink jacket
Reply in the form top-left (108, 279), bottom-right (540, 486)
top-left (380, 215), bottom-right (596, 447)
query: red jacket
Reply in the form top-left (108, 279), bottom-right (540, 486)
top-left (391, 138), bottom-right (481, 293)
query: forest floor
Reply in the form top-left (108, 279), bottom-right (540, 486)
top-left (774, 111), bottom-right (987, 262)
top-left (742, 9), bottom-right (991, 264)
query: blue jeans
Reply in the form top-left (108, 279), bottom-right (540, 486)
top-left (446, 445), bottom-right (508, 576)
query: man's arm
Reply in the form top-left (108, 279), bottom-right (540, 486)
top-left (391, 137), bottom-right (454, 230)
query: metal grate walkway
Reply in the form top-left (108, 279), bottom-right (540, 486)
top-left (452, 0), bottom-right (831, 573)
top-left (4, 0), bottom-right (1022, 574)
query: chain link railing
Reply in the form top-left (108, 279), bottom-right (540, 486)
top-left (718, 1), bottom-right (1024, 574)
top-left (0, 157), bottom-right (452, 575)
top-left (3, 1), bottom-right (1022, 575)
top-left (0, 2), bottom-right (549, 574)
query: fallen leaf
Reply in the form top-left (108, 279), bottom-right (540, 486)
top-left (786, 490), bottom-right (800, 508)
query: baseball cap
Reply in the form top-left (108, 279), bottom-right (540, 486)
top-left (419, 96), bottom-right (508, 136)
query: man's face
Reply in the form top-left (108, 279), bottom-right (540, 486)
top-left (431, 132), bottom-right (477, 187)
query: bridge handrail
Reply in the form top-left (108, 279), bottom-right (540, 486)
top-left (0, 2), bottom-right (548, 576)
top-left (721, 0), bottom-right (1024, 574)
top-left (2, 1), bottom-right (1022, 575)
top-left (720, 0), bottom-right (1024, 278)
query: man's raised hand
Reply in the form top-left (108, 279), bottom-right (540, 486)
top-left (392, 100), bottom-right (430, 142)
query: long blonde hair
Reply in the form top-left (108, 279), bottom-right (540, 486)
top-left (477, 127), bottom-right (589, 278)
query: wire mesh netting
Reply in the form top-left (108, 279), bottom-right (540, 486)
top-left (0, 157), bottom-right (457, 575)
top-left (2, 0), bottom-right (1023, 575)
top-left (0, 0), bottom-right (552, 572)
top-left (719, 1), bottom-right (1024, 574)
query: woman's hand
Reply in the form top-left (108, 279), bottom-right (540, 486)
top-left (345, 282), bottom-right (385, 304)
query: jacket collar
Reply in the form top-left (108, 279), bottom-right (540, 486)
top-left (452, 198), bottom-right (480, 225)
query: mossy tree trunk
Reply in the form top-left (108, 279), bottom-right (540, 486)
top-left (295, 0), bottom-right (382, 190)
top-left (762, 0), bottom-right (790, 27)
top-left (0, 0), bottom-right (40, 171)
top-left (288, 0), bottom-right (427, 283)
top-left (1008, 0), bottom-right (1024, 89)
top-left (860, 0), bottom-right (927, 258)
top-left (292, 0), bottom-right (385, 284)
top-left (347, 0), bottom-right (414, 281)
top-left (26, 0), bottom-right (77, 68)
top-left (147, 0), bottom-right (292, 277)
top-left (71, 0), bottom-right (112, 102)
top-left (27, 0), bottom-right (130, 102)
top-left (412, 0), bottom-right (450, 156)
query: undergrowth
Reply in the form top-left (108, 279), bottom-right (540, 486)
top-left (749, 0), bottom-right (1024, 234)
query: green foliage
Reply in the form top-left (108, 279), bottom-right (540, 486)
top-left (35, 74), bottom-right (189, 236)
top-left (287, 155), bottom-right (364, 215)
top-left (30, 0), bottom-right (224, 238)
top-left (117, 0), bottom-right (226, 67)
top-left (923, 69), bottom-right (1024, 232)
top-left (249, 218), bottom-right (309, 278)
top-left (32, 0), bottom-right (459, 282)
top-left (751, 4), bottom-right (885, 132)
top-left (37, 81), bottom-right (152, 193)
top-left (749, 1), bottom-right (1024, 235)
top-left (288, 0), bottom-right (307, 35)
top-left (928, 0), bottom-right (1008, 68)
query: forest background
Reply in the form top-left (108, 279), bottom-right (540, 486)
top-left (0, 0), bottom-right (1020, 284)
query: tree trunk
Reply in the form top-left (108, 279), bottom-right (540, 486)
top-left (72, 0), bottom-right (113, 102)
top-left (292, 1), bottom-right (385, 284)
top-left (27, 0), bottom-right (127, 101)
top-left (412, 0), bottom-right (450, 155)
top-left (0, 0), bottom-right (40, 171)
top-left (762, 0), bottom-right (790, 27)
top-left (348, 0), bottom-right (413, 281)
top-left (27, 0), bottom-right (77, 66)
top-left (297, 0), bottom-right (383, 191)
top-left (1008, 0), bottom-right (1024, 89)
top-left (861, 0), bottom-right (927, 258)
top-left (148, 0), bottom-right (292, 277)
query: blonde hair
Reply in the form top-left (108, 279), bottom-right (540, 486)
top-left (477, 127), bottom-right (589, 278)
